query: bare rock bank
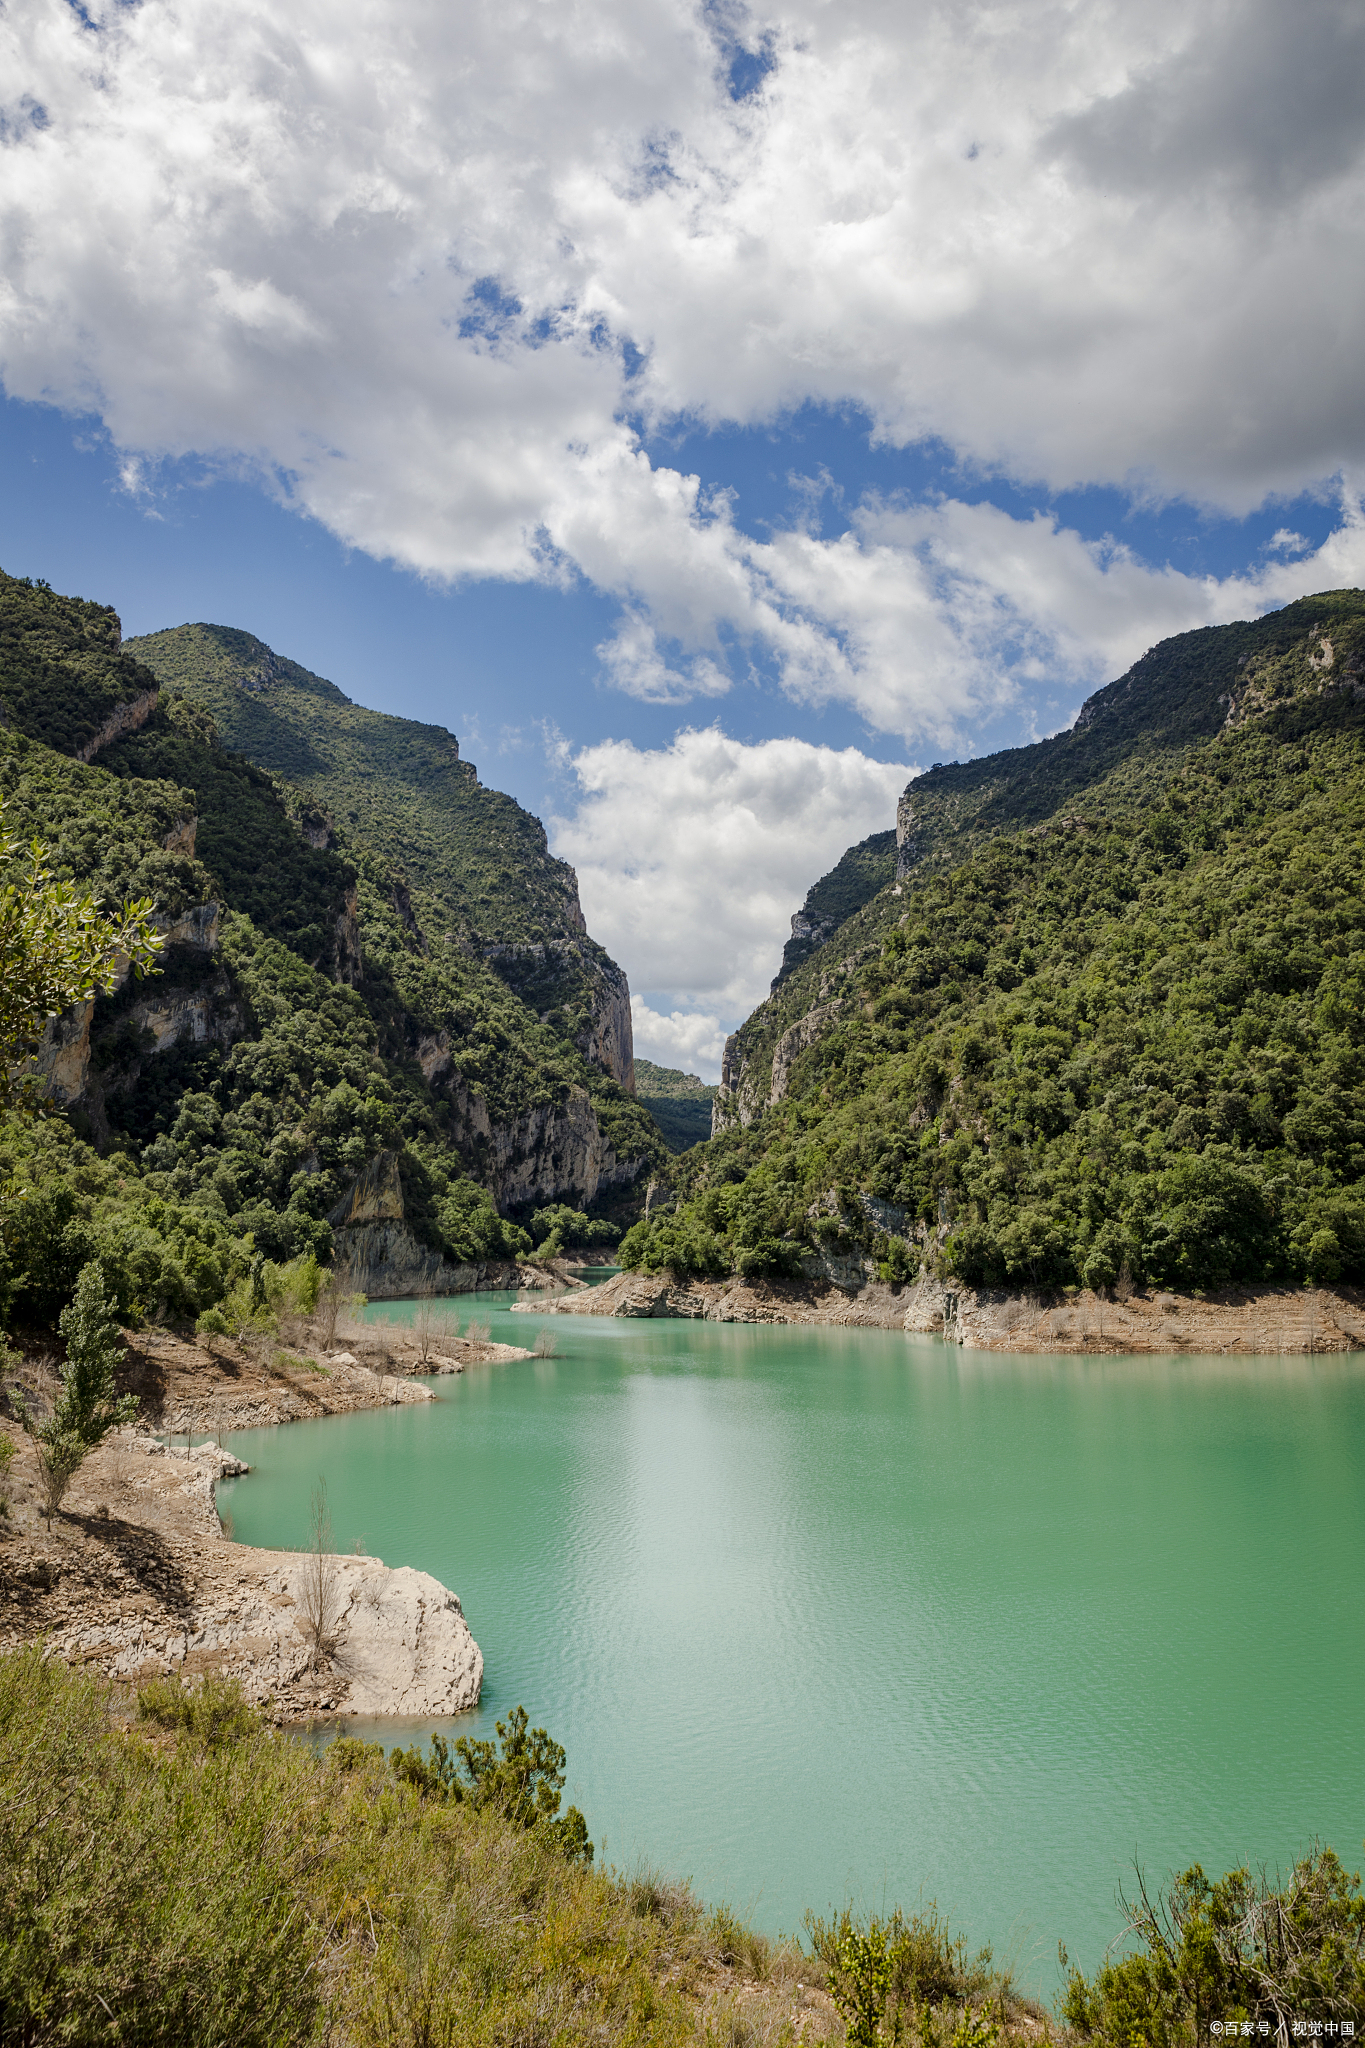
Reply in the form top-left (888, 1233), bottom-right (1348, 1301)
top-left (0, 1320), bottom-right (531, 1719)
top-left (520, 1266), bottom-right (1365, 1355)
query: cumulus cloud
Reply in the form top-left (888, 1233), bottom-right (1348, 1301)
top-left (631, 1002), bottom-right (732, 1081)
top-left (549, 729), bottom-right (911, 1058)
top-left (577, 481), bottom-right (1365, 749)
top-left (2, 0), bottom-right (1365, 739)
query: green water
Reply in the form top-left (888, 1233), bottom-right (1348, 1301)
top-left (219, 1294), bottom-right (1365, 1991)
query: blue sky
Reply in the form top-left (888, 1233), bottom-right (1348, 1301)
top-left (3, 0), bottom-right (1364, 1074)
top-left (1, 391), bottom-right (1346, 824)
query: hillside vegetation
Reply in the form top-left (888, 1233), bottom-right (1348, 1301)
top-left (125, 621), bottom-right (630, 1061)
top-left (771, 828), bottom-right (897, 988)
top-left (623, 592), bottom-right (1365, 1295)
top-left (0, 575), bottom-right (159, 759)
top-left (4, 1650), bottom-right (1361, 2045)
top-left (0, 569), bottom-right (665, 1332)
top-left (634, 1059), bottom-right (717, 1153)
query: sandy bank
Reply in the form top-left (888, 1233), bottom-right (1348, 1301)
top-left (518, 1266), bottom-right (1365, 1356)
top-left (0, 1319), bottom-right (530, 1719)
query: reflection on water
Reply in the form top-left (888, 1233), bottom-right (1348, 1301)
top-left (220, 1292), bottom-right (1365, 1992)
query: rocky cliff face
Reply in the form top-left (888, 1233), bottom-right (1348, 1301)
top-left (450, 1077), bottom-right (643, 1208)
top-left (334, 884), bottom-right (363, 987)
top-left (416, 1027), bottom-right (646, 1206)
top-left (712, 995), bottom-right (848, 1133)
top-left (895, 789), bottom-right (918, 879)
top-left (580, 956), bottom-right (635, 1092)
top-left (31, 1000), bottom-right (96, 1106)
top-left (32, 897), bottom-right (228, 1110)
top-left (480, 939), bottom-right (635, 1092)
top-left (74, 685), bottom-right (159, 762)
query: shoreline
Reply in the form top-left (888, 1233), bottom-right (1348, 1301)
top-left (518, 1266), bottom-right (1365, 1356)
top-left (0, 1316), bottom-right (532, 1721)
top-left (11, 1265), bottom-right (1359, 1717)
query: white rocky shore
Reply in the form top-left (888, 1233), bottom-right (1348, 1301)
top-left (519, 1265), bottom-right (1365, 1355)
top-left (1, 1333), bottom-right (497, 1720)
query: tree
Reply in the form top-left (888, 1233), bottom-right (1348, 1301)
top-left (297, 1478), bottom-right (343, 1667)
top-left (20, 1263), bottom-right (139, 1527)
top-left (390, 1704), bottom-right (594, 1864)
top-left (0, 802), bottom-right (162, 1113)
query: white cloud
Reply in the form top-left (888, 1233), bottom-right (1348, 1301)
top-left (573, 480), bottom-right (1365, 749)
top-left (3, 0), bottom-right (1365, 741)
top-left (631, 1002), bottom-right (730, 1083)
top-left (549, 729), bottom-right (911, 1043)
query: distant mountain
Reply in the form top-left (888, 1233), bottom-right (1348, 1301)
top-left (624, 590), bottom-right (1365, 1296)
top-left (633, 1059), bottom-right (717, 1154)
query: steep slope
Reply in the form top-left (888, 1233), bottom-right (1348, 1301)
top-left (0, 574), bottom-right (161, 759)
top-left (0, 568), bottom-right (665, 1321)
top-left (125, 622), bottom-right (634, 1090)
top-left (625, 590), bottom-right (1365, 1295)
top-left (769, 829), bottom-right (896, 990)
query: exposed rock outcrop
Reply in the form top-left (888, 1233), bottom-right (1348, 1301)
top-left (329, 1149), bottom-right (406, 1229)
top-left (895, 788), bottom-right (918, 878)
top-left (0, 1434), bottom-right (482, 1719)
top-left (480, 938), bottom-right (635, 1091)
top-left (531, 1265), bottom-right (1365, 1356)
top-left (322, 1151), bottom-right (602, 1294)
top-left (581, 955), bottom-right (635, 1093)
top-left (334, 883), bottom-right (363, 986)
top-left (74, 685), bottom-right (159, 762)
top-left (404, 1053), bottom-right (648, 1212)
top-left (126, 980), bottom-right (242, 1056)
top-left (31, 1000), bottom-right (95, 1105)
top-left (449, 1079), bottom-right (643, 1208)
top-left (26, 895), bottom-right (234, 1115)
top-left (711, 1033), bottom-right (747, 1135)
top-left (769, 1001), bottom-right (842, 1106)
top-left (163, 814), bottom-right (198, 858)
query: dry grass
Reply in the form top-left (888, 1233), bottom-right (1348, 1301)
top-left (1, 1651), bottom-right (1074, 2048)
top-left (296, 1478), bottom-right (344, 1668)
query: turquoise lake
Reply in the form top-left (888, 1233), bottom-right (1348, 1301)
top-left (218, 1292), bottom-right (1365, 1995)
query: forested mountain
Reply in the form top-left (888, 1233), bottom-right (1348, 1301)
top-left (633, 1060), bottom-right (718, 1153)
top-left (769, 829), bottom-right (896, 990)
top-left (126, 622), bottom-right (634, 1088)
top-left (0, 570), bottom-right (665, 1327)
top-left (623, 590), bottom-right (1365, 1294)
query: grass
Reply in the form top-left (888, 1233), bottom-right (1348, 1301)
top-left (4, 1650), bottom-right (1357, 2045)
top-left (0, 1651), bottom-right (834, 2045)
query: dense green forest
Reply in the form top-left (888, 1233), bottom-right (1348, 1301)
top-left (0, 569), bottom-right (665, 1331)
top-left (633, 1059), bottom-right (717, 1152)
top-left (622, 591), bottom-right (1365, 1294)
top-left (125, 621), bottom-right (630, 1058)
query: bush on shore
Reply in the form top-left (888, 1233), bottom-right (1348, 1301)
top-left (3, 1648), bottom-right (1362, 2045)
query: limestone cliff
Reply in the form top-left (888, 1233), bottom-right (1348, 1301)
top-left (31, 897), bottom-right (229, 1111)
top-left (480, 938), bottom-right (635, 1092)
top-left (74, 685), bottom-right (159, 762)
top-left (895, 789), bottom-right (918, 878)
top-left (442, 1070), bottom-right (644, 1208)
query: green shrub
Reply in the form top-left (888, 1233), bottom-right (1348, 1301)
top-left (388, 1703), bottom-right (594, 1865)
top-left (135, 1672), bottom-right (261, 1748)
top-left (0, 1649), bottom-right (321, 2046)
top-left (1062, 1850), bottom-right (1365, 2044)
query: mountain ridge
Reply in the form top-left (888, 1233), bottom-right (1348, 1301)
top-left (627, 589), bottom-right (1365, 1300)
top-left (0, 567), bottom-right (667, 1326)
